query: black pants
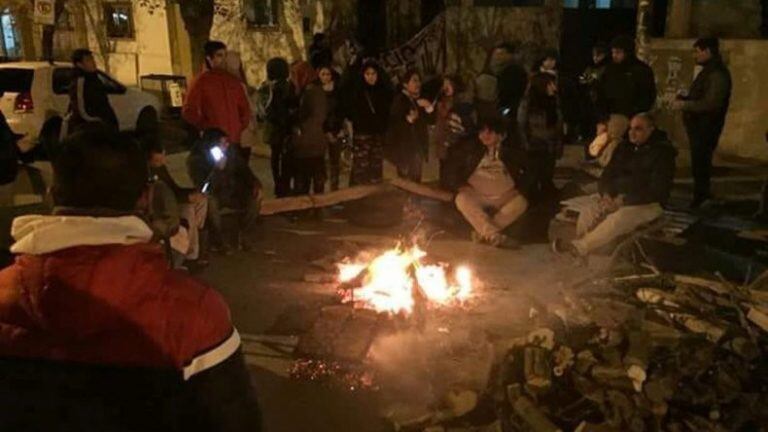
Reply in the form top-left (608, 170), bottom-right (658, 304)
top-left (269, 133), bottom-right (293, 197)
top-left (526, 150), bottom-right (557, 201)
top-left (293, 157), bottom-right (326, 195)
top-left (350, 135), bottom-right (383, 186)
top-left (328, 138), bottom-right (342, 191)
top-left (397, 152), bottom-right (424, 183)
top-left (687, 124), bottom-right (722, 199)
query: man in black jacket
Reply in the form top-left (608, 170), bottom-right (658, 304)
top-left (554, 113), bottom-right (676, 256)
top-left (449, 116), bottom-right (530, 248)
top-left (592, 36), bottom-right (657, 168)
top-left (65, 49), bottom-right (118, 135)
top-left (672, 38), bottom-right (732, 208)
top-left (490, 43), bottom-right (528, 122)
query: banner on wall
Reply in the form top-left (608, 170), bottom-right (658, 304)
top-left (33, 0), bottom-right (56, 26)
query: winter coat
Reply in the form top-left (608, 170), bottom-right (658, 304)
top-left (293, 84), bottom-right (329, 158)
top-left (182, 69), bottom-right (251, 144)
top-left (257, 79), bottom-right (298, 146)
top-left (599, 129), bottom-right (677, 206)
top-left (517, 98), bottom-right (563, 155)
top-left (496, 62), bottom-right (529, 117)
top-left (386, 92), bottom-right (433, 164)
top-left (598, 56), bottom-right (657, 119)
top-left (187, 142), bottom-right (260, 208)
top-left (0, 110), bottom-right (20, 185)
top-left (681, 56), bottom-right (732, 139)
top-left (346, 82), bottom-right (391, 136)
top-left (322, 83), bottom-right (344, 135)
top-left (433, 96), bottom-right (454, 161)
top-left (444, 137), bottom-right (532, 197)
top-left (0, 214), bottom-right (261, 431)
top-left (67, 69), bottom-right (118, 131)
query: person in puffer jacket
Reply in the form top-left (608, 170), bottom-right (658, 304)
top-left (0, 125), bottom-right (261, 432)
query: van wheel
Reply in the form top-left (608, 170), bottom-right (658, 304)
top-left (136, 107), bottom-right (159, 144)
top-left (38, 117), bottom-right (63, 160)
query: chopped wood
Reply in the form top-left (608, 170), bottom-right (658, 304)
top-left (667, 313), bottom-right (726, 343)
top-left (673, 275), bottom-right (729, 296)
top-left (746, 307), bottom-right (768, 333)
top-left (390, 177), bottom-right (454, 202)
top-left (512, 396), bottom-right (563, 432)
top-left (524, 347), bottom-right (552, 391)
top-left (260, 184), bottom-right (388, 215)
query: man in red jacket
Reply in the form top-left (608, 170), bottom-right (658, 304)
top-left (183, 40), bottom-right (251, 148)
top-left (0, 126), bottom-right (260, 431)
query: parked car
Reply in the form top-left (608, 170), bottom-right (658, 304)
top-left (0, 62), bottom-right (161, 152)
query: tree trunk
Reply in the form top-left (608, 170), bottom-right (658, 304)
top-left (179, 0), bottom-right (215, 76)
top-left (41, 0), bottom-right (66, 62)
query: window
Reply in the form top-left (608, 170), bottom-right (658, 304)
top-left (53, 68), bottom-right (75, 95)
top-left (103, 2), bottom-right (134, 39)
top-left (0, 11), bottom-right (21, 59)
top-left (244, 0), bottom-right (280, 27)
top-left (474, 0), bottom-right (545, 6)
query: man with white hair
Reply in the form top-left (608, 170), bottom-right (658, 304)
top-left (554, 112), bottom-right (677, 257)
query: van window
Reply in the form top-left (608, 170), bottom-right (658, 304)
top-left (0, 68), bottom-right (33, 93)
top-left (53, 67), bottom-right (75, 95)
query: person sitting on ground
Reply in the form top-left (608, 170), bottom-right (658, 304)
top-left (187, 128), bottom-right (262, 253)
top-left (146, 141), bottom-right (209, 268)
top-left (0, 125), bottom-right (260, 431)
top-left (448, 116), bottom-right (530, 248)
top-left (553, 113), bottom-right (676, 257)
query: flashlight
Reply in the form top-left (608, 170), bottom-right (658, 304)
top-left (201, 181), bottom-right (211, 194)
top-left (210, 146), bottom-right (225, 162)
top-left (501, 107), bottom-right (511, 116)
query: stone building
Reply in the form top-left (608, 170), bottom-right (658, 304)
top-left (647, 0), bottom-right (768, 161)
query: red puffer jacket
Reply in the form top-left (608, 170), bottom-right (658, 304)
top-left (0, 216), bottom-right (260, 431)
top-left (182, 69), bottom-right (251, 144)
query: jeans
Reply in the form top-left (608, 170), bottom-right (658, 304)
top-left (686, 124), bottom-right (722, 199)
top-left (293, 157), bottom-right (327, 195)
top-left (455, 188), bottom-right (528, 238)
top-left (572, 194), bottom-right (663, 255)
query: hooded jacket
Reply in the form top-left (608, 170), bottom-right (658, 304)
top-left (183, 69), bottom-right (251, 144)
top-left (599, 129), bottom-right (677, 206)
top-left (0, 214), bottom-right (260, 431)
top-left (598, 56), bottom-right (657, 119)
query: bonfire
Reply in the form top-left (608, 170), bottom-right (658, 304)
top-left (336, 243), bottom-right (474, 315)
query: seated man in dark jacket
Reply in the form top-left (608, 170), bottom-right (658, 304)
top-left (448, 116), bottom-right (530, 248)
top-left (187, 128), bottom-right (262, 253)
top-left (0, 125), bottom-right (260, 431)
top-left (554, 113), bottom-right (676, 256)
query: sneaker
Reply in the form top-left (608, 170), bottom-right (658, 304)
top-left (471, 231), bottom-right (484, 244)
top-left (551, 239), bottom-right (579, 257)
top-left (487, 233), bottom-right (520, 249)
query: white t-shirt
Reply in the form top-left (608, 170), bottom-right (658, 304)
top-left (468, 149), bottom-right (515, 199)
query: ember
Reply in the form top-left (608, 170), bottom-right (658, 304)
top-left (337, 244), bottom-right (473, 315)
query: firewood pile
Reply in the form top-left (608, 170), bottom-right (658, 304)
top-left (489, 272), bottom-right (768, 432)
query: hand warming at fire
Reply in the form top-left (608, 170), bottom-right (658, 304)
top-left (337, 244), bottom-right (473, 315)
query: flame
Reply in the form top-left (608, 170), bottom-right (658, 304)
top-left (338, 245), bottom-right (473, 314)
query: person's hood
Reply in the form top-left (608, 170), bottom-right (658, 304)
top-left (10, 214), bottom-right (153, 255)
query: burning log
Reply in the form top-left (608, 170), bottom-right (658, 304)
top-left (260, 184), bottom-right (388, 215)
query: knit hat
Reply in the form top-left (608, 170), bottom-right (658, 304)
top-left (610, 35), bottom-right (635, 54)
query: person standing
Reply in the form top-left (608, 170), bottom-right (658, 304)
top-left (317, 65), bottom-right (345, 191)
top-left (65, 49), bottom-right (118, 135)
top-left (672, 38), bottom-right (732, 208)
top-left (346, 60), bottom-right (391, 186)
top-left (489, 43), bottom-right (529, 122)
top-left (517, 72), bottom-right (563, 200)
top-left (578, 42), bottom-right (609, 146)
top-left (182, 41), bottom-right (251, 159)
top-left (258, 57), bottom-right (297, 197)
top-left (292, 78), bottom-right (329, 198)
top-left (593, 35), bottom-right (656, 168)
top-left (387, 70), bottom-right (434, 182)
top-left (433, 75), bottom-right (465, 189)
top-left (224, 50), bottom-right (258, 162)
